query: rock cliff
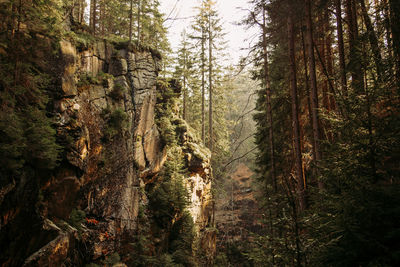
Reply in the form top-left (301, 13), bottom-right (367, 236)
top-left (0, 37), bottom-right (214, 266)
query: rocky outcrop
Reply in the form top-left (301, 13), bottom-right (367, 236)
top-left (178, 120), bottom-right (213, 230)
top-left (0, 37), bottom-right (213, 266)
top-left (54, 39), bottom-right (162, 230)
top-left (29, 39), bottom-right (164, 265)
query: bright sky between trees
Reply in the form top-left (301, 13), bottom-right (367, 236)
top-left (159, 0), bottom-right (256, 65)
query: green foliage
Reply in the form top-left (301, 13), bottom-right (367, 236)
top-left (147, 146), bottom-right (195, 266)
top-left (169, 211), bottom-right (196, 266)
top-left (97, 71), bottom-right (114, 83)
top-left (305, 85), bottom-right (400, 266)
top-left (157, 117), bottom-right (176, 146)
top-left (68, 208), bottom-right (86, 231)
top-left (247, 1), bottom-right (400, 266)
top-left (101, 108), bottom-right (129, 141)
top-left (147, 81), bottom-right (199, 265)
top-left (102, 252), bottom-right (121, 266)
top-left (77, 71), bottom-right (114, 88)
top-left (77, 73), bottom-right (101, 87)
top-left (122, 200), bottom-right (156, 266)
top-left (155, 254), bottom-right (177, 266)
top-left (0, 111), bottom-right (26, 180)
top-left (214, 252), bottom-right (229, 266)
top-left (64, 30), bottom-right (96, 50)
top-left (109, 83), bottom-right (126, 101)
top-left (0, 105), bottom-right (62, 186)
top-left (24, 107), bottom-right (62, 169)
top-left (149, 147), bottom-right (189, 228)
top-left (155, 79), bottom-right (181, 147)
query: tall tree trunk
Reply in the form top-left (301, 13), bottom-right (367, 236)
top-left (262, 6), bottom-right (277, 192)
top-left (129, 0), bottom-right (133, 42)
top-left (305, 0), bottom-right (323, 189)
top-left (89, 0), bottom-right (93, 29)
top-left (335, 0), bottom-right (347, 95)
top-left (80, 0), bottom-right (84, 24)
top-left (100, 1), bottom-right (105, 36)
top-left (324, 11), bottom-right (337, 113)
top-left (74, 0), bottom-right (79, 23)
top-left (346, 0), bottom-right (364, 91)
top-left (288, 13), bottom-right (306, 211)
top-left (183, 75), bottom-right (187, 120)
top-left (183, 37), bottom-right (187, 121)
top-left (13, 0), bottom-right (23, 87)
top-left (92, 0), bottom-right (97, 35)
top-left (389, 0), bottom-right (400, 88)
top-left (137, 0), bottom-right (141, 44)
top-left (320, 13), bottom-right (331, 141)
top-left (359, 0), bottom-right (383, 81)
top-left (201, 27), bottom-right (206, 145)
top-left (319, 10), bottom-right (336, 130)
top-left (382, 0), bottom-right (394, 78)
top-left (208, 14), bottom-right (213, 152)
top-left (320, 14), bottom-right (329, 113)
top-left (300, 27), bottom-right (314, 149)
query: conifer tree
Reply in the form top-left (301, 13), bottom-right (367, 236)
top-left (190, 0), bottom-right (208, 145)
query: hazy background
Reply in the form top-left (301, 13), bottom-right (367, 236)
top-left (159, 0), bottom-right (256, 64)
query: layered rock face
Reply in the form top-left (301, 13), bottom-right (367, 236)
top-left (0, 39), bottom-right (213, 266)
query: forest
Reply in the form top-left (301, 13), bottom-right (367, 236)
top-left (0, 0), bottom-right (399, 266)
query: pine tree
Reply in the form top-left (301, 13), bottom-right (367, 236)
top-left (248, 0), bottom-right (400, 265)
top-left (174, 30), bottom-right (191, 121)
top-left (190, 0), bottom-right (208, 145)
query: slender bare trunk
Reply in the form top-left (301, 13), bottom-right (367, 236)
top-left (335, 0), bottom-right (347, 95)
top-left (288, 13), bottom-right (306, 211)
top-left (389, 0), bottom-right (400, 88)
top-left (182, 77), bottom-right (187, 120)
top-left (201, 27), bottom-right (206, 145)
top-left (183, 38), bottom-right (187, 120)
top-left (92, 0), bottom-right (96, 35)
top-left (325, 12), bottom-right (337, 114)
top-left (382, 0), bottom-right (394, 78)
top-left (208, 14), bottom-right (213, 153)
top-left (262, 7), bottom-right (277, 192)
top-left (360, 0), bottom-right (383, 81)
top-left (137, 0), bottom-right (141, 44)
top-left (129, 0), bottom-right (133, 42)
top-left (322, 11), bottom-right (336, 142)
top-left (80, 0), bottom-right (84, 24)
top-left (100, 1), bottom-right (105, 36)
top-left (305, 0), bottom-right (323, 189)
top-left (320, 15), bottom-right (329, 113)
top-left (346, 0), bottom-right (364, 91)
top-left (89, 0), bottom-right (93, 29)
top-left (300, 27), bottom-right (314, 150)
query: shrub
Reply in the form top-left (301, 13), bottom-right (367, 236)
top-left (77, 73), bottom-right (99, 87)
top-left (66, 31), bottom-right (96, 50)
top-left (108, 108), bottom-right (128, 130)
top-left (102, 108), bottom-right (129, 141)
top-left (68, 208), bottom-right (86, 231)
top-left (157, 117), bottom-right (176, 146)
top-left (102, 252), bottom-right (121, 266)
top-left (24, 107), bottom-right (62, 170)
top-left (109, 83), bottom-right (126, 101)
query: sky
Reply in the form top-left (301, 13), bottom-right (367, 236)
top-left (159, 0), bottom-right (257, 65)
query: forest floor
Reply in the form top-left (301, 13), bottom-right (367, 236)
top-left (215, 163), bottom-right (264, 246)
